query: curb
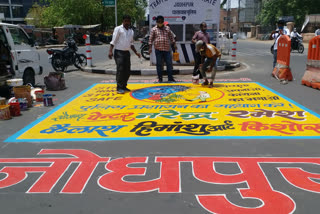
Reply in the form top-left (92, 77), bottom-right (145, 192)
top-left (83, 61), bottom-right (241, 76)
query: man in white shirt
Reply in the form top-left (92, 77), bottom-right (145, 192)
top-left (290, 28), bottom-right (302, 50)
top-left (109, 15), bottom-right (141, 94)
top-left (269, 20), bottom-right (289, 68)
top-left (290, 28), bottom-right (301, 38)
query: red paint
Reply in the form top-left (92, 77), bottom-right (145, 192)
top-left (2, 150), bottom-right (320, 213)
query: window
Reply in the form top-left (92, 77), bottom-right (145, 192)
top-left (0, 6), bottom-right (10, 17)
top-left (8, 27), bottom-right (29, 45)
top-left (186, 24), bottom-right (200, 41)
top-left (168, 24), bottom-right (183, 42)
top-left (11, 6), bottom-right (23, 18)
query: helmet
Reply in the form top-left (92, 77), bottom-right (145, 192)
top-left (67, 38), bottom-right (76, 48)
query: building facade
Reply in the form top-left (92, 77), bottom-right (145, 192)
top-left (0, 0), bottom-right (37, 24)
top-left (220, 8), bottom-right (239, 35)
top-left (239, 0), bottom-right (261, 33)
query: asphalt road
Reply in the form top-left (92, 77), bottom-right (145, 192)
top-left (1, 39), bottom-right (320, 214)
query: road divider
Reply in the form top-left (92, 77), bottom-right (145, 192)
top-left (301, 35), bottom-right (320, 89)
top-left (272, 35), bottom-right (293, 83)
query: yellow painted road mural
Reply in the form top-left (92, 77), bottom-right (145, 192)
top-left (6, 82), bottom-right (320, 142)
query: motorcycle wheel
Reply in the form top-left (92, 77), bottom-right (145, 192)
top-left (74, 54), bottom-right (87, 69)
top-left (52, 54), bottom-right (65, 72)
top-left (141, 45), bottom-right (150, 60)
top-left (298, 44), bottom-right (304, 54)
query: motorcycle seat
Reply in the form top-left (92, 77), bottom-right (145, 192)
top-left (47, 48), bottom-right (63, 53)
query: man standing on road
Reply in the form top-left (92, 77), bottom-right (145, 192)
top-left (149, 15), bottom-right (176, 83)
top-left (109, 15), bottom-right (141, 94)
top-left (191, 22), bottom-right (210, 84)
top-left (195, 40), bottom-right (221, 88)
top-left (269, 20), bottom-right (289, 69)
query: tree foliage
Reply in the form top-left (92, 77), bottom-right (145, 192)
top-left (103, 0), bottom-right (147, 28)
top-left (26, 0), bottom-right (147, 28)
top-left (257, 0), bottom-right (320, 28)
top-left (25, 3), bottom-right (46, 27)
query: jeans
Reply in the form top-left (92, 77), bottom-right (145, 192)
top-left (114, 49), bottom-right (131, 90)
top-left (155, 49), bottom-right (173, 81)
top-left (200, 56), bottom-right (219, 81)
top-left (273, 49), bottom-right (277, 68)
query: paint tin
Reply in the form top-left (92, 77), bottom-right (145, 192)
top-left (35, 90), bottom-right (44, 102)
top-left (0, 97), bottom-right (6, 105)
top-left (18, 98), bottom-right (28, 111)
top-left (9, 101), bottom-right (21, 116)
top-left (0, 105), bottom-right (11, 120)
top-left (43, 94), bottom-right (53, 107)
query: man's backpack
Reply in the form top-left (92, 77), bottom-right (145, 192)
top-left (44, 72), bottom-right (66, 91)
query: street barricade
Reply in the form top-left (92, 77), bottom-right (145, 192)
top-left (272, 35), bottom-right (293, 82)
top-left (301, 35), bottom-right (320, 89)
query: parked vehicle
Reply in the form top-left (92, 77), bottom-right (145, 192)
top-left (291, 35), bottom-right (304, 53)
top-left (0, 23), bottom-right (42, 86)
top-left (140, 34), bottom-right (150, 60)
top-left (46, 37), bottom-right (87, 72)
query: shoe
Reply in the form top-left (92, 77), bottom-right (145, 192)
top-left (117, 89), bottom-right (125, 94)
top-left (158, 77), bottom-right (163, 83)
top-left (202, 80), bottom-right (209, 86)
top-left (208, 83), bottom-right (213, 88)
top-left (168, 78), bottom-right (176, 83)
top-left (124, 87), bottom-right (131, 92)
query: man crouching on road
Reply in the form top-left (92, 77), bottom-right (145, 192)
top-left (195, 40), bottom-right (221, 88)
top-left (109, 15), bottom-right (141, 94)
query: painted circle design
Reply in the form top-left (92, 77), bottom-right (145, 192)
top-left (130, 85), bottom-right (224, 104)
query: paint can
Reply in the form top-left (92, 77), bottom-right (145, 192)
top-left (0, 105), bottom-right (11, 120)
top-left (35, 90), bottom-right (44, 102)
top-left (9, 101), bottom-right (21, 116)
top-left (0, 97), bottom-right (6, 105)
top-left (43, 94), bottom-right (53, 107)
top-left (18, 98), bottom-right (28, 111)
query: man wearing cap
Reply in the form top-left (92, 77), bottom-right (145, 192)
top-left (269, 20), bottom-right (289, 69)
top-left (191, 22), bottom-right (210, 84)
top-left (195, 40), bottom-right (221, 88)
top-left (149, 15), bottom-right (177, 83)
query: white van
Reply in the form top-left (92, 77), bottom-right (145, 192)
top-left (0, 23), bottom-right (42, 86)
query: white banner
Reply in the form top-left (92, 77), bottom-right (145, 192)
top-left (149, 0), bottom-right (220, 25)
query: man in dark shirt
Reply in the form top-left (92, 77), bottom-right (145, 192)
top-left (191, 22), bottom-right (210, 84)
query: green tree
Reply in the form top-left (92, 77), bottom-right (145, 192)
top-left (25, 3), bottom-right (46, 27)
top-left (41, 0), bottom-right (103, 27)
top-left (257, 0), bottom-right (320, 28)
top-left (103, 0), bottom-right (147, 28)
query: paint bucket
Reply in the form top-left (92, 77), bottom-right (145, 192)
top-left (9, 101), bottom-right (21, 116)
top-left (43, 94), bottom-right (53, 107)
top-left (173, 51), bottom-right (179, 61)
top-left (35, 90), bottom-right (44, 102)
top-left (0, 97), bottom-right (6, 105)
top-left (0, 105), bottom-right (11, 120)
top-left (18, 98), bottom-right (28, 111)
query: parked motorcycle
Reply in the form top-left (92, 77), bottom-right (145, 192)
top-left (291, 35), bottom-right (304, 53)
top-left (46, 37), bottom-right (87, 72)
top-left (140, 35), bottom-right (150, 60)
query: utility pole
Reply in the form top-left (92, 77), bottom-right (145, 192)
top-left (8, 0), bottom-right (13, 24)
top-left (227, 0), bottom-right (231, 34)
top-left (238, 0), bottom-right (240, 33)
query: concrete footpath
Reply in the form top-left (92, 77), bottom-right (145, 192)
top-left (82, 54), bottom-right (241, 76)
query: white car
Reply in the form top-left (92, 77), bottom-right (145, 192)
top-left (0, 23), bottom-right (42, 86)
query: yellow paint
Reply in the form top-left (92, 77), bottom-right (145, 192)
top-left (16, 83), bottom-right (320, 140)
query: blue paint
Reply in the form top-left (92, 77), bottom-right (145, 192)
top-left (5, 82), bottom-right (320, 143)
